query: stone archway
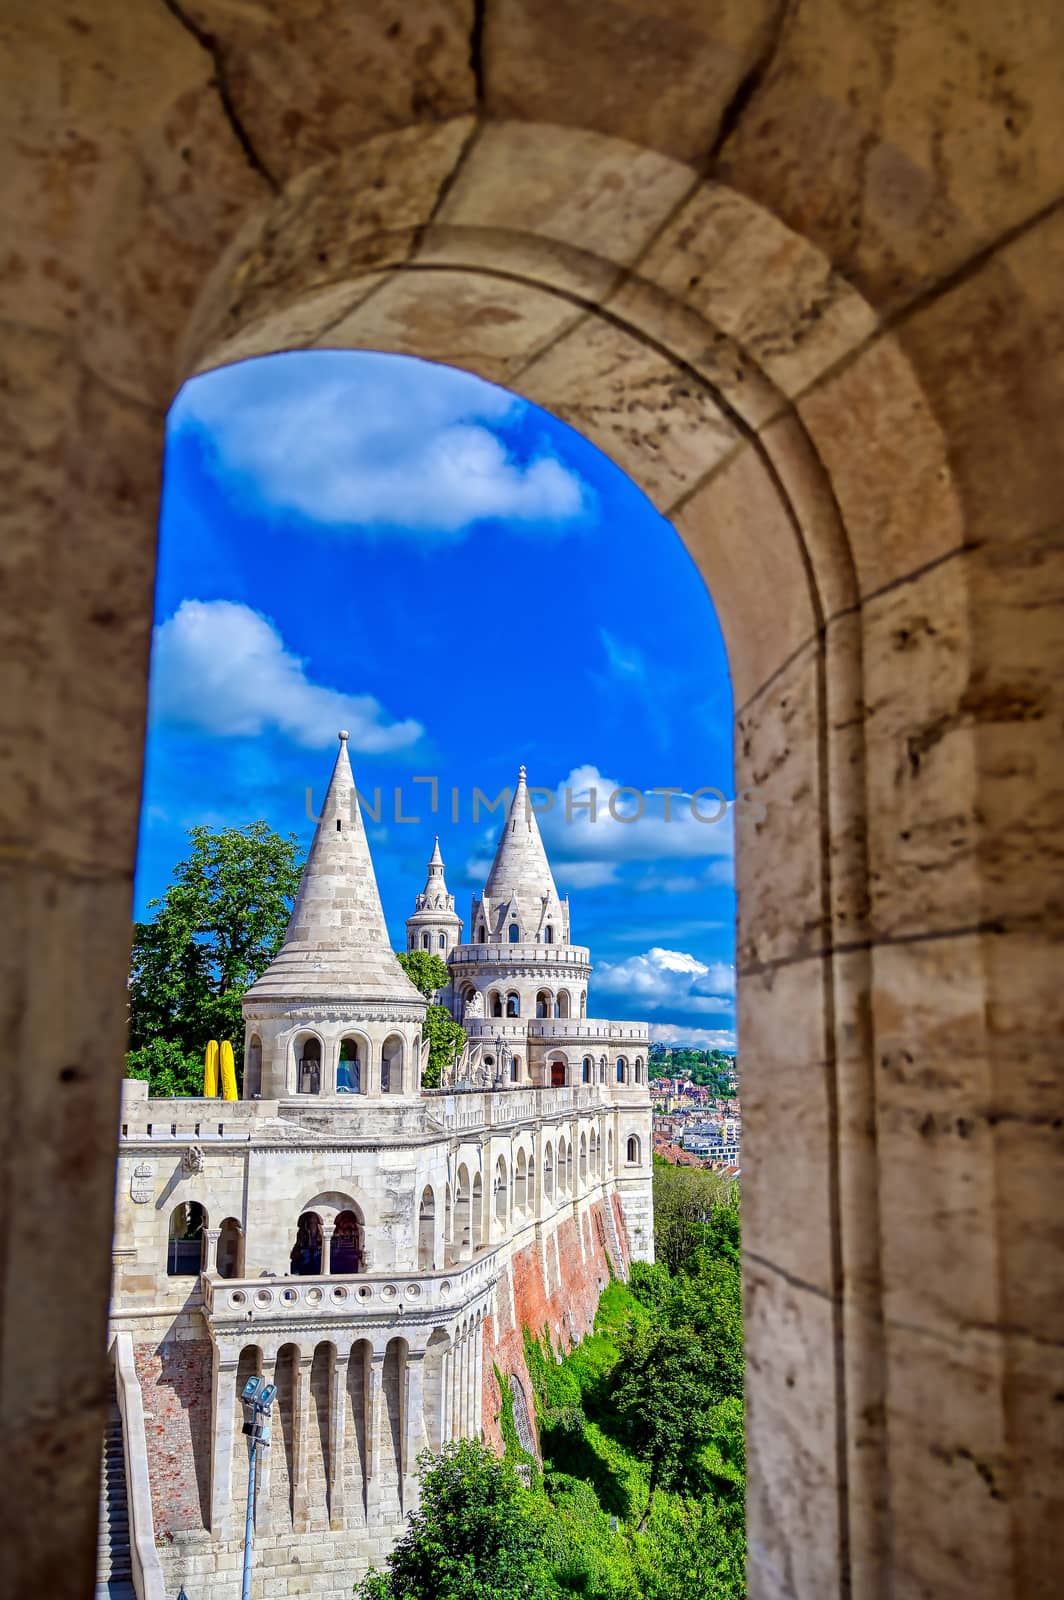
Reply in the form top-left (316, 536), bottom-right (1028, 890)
top-left (4, 14), bottom-right (1062, 1600)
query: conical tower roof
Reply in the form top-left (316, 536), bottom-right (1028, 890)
top-left (409, 834), bottom-right (461, 922)
top-left (245, 733), bottom-right (424, 1006)
top-left (484, 766), bottom-right (561, 906)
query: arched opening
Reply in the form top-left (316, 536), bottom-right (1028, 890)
top-left (543, 925), bottom-right (553, 944)
top-left (543, 1143), bottom-right (554, 1203)
top-left (472, 1173), bottom-right (484, 1251)
top-left (508, 923), bottom-right (520, 943)
top-left (599, 1055), bottom-right (607, 1083)
top-left (579, 1132), bottom-right (588, 1183)
top-left (290, 1211), bottom-right (323, 1276)
top-left (489, 990), bottom-right (503, 1018)
top-left (506, 992), bottom-right (520, 1017)
top-left (418, 1187), bottom-right (435, 1271)
top-left (579, 991), bottom-right (587, 1020)
top-left (423, 1329), bottom-right (449, 1455)
top-left (634, 1055), bottom-right (644, 1084)
top-left (477, 923), bottom-right (485, 943)
top-left (590, 1129), bottom-right (599, 1175)
top-left (515, 1148), bottom-right (528, 1213)
top-left (380, 1034), bottom-right (403, 1094)
top-left (607, 1131), bottom-right (614, 1171)
top-left (511, 1053), bottom-right (521, 1083)
top-left (337, 1036), bottom-right (363, 1094)
top-left (166, 1202), bottom-right (207, 1276)
top-left (565, 1141), bottom-right (574, 1192)
top-left (438, 932), bottom-right (446, 950)
top-left (582, 1055), bottom-right (592, 1083)
top-left (216, 1216), bottom-right (243, 1279)
top-left (626, 1135), bottom-right (640, 1165)
top-left (296, 1036), bottom-right (322, 1095)
top-left (244, 1035), bottom-right (262, 1099)
top-left (557, 990), bottom-right (571, 1018)
top-left (331, 1209), bottom-right (363, 1274)
top-left (550, 1056), bottom-right (567, 1088)
top-left (535, 989), bottom-right (552, 1019)
top-left (616, 1056), bottom-right (627, 1084)
top-left (453, 1168), bottom-right (471, 1263)
top-left (493, 1156), bottom-right (508, 1226)
top-left (422, 932), bottom-right (430, 949)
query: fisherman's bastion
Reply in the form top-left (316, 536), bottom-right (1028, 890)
top-left (107, 735), bottom-right (653, 1597)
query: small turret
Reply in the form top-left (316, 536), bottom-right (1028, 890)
top-left (406, 835), bottom-right (463, 957)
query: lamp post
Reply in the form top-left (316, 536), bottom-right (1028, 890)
top-left (239, 1376), bottom-right (276, 1600)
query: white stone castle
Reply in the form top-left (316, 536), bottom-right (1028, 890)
top-left (107, 735), bottom-right (653, 1599)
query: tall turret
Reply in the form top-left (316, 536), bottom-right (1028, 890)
top-left (471, 767), bottom-right (570, 944)
top-left (243, 732), bottom-right (426, 1100)
top-left (406, 836), bottom-right (463, 957)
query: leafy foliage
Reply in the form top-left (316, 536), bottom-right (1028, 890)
top-left (396, 949), bottom-right (451, 997)
top-left (125, 1038), bottom-right (204, 1099)
top-left (127, 822), bottom-right (303, 1090)
top-left (652, 1161), bottom-right (737, 1275)
top-left (354, 1439), bottom-right (554, 1600)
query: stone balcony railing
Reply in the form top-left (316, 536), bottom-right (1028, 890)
top-left (424, 1082), bottom-right (639, 1130)
top-left (201, 1254), bottom-right (498, 1332)
top-left (449, 943), bottom-right (591, 966)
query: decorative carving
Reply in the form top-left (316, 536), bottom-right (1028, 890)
top-left (129, 1161), bottom-right (154, 1203)
top-left (182, 1146), bottom-right (204, 1175)
top-left (463, 990), bottom-right (484, 1019)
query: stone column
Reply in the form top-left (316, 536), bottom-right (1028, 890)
top-left (365, 1350), bottom-right (385, 1522)
top-left (291, 1353), bottom-right (313, 1532)
top-left (321, 1223), bottom-right (335, 1274)
top-left (450, 1337), bottom-right (463, 1441)
top-left (329, 1350), bottom-right (349, 1530)
top-left (203, 1227), bottom-right (221, 1275)
top-left (209, 1350), bottom-right (239, 1534)
top-left (440, 1347), bottom-right (453, 1445)
top-left (402, 1355), bottom-right (426, 1511)
top-left (471, 1323), bottom-right (485, 1442)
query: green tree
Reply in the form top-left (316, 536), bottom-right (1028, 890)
top-left (396, 950), bottom-right (464, 1090)
top-left (396, 949), bottom-right (451, 997)
top-left (355, 1438), bottom-right (555, 1600)
top-left (607, 1324), bottom-right (719, 1525)
top-left (127, 822), bottom-right (303, 1088)
top-left (652, 1162), bottom-right (735, 1275)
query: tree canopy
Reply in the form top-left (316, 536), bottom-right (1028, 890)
top-left (396, 950), bottom-right (465, 1090)
top-left (396, 949), bottom-right (450, 997)
top-left (127, 822), bottom-right (303, 1091)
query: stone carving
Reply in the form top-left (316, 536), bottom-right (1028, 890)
top-left (182, 1146), bottom-right (204, 1175)
top-left (129, 1161), bottom-right (154, 1203)
top-left (463, 990), bottom-right (484, 1019)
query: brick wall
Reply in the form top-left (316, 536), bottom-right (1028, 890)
top-left (481, 1198), bottom-right (628, 1450)
top-left (134, 1336), bottom-right (212, 1535)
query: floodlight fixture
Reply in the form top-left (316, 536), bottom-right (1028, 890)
top-left (258, 1382), bottom-right (277, 1408)
top-left (241, 1375), bottom-right (263, 1403)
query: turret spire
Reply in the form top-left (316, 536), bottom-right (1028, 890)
top-left (245, 733), bottom-right (423, 1003)
top-left (483, 766), bottom-right (560, 907)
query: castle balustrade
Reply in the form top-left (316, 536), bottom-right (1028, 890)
top-left (449, 943), bottom-right (591, 965)
top-left (201, 1254), bottom-right (497, 1335)
top-left (424, 1083), bottom-right (612, 1130)
top-left (118, 1098), bottom-right (280, 1141)
top-left (464, 1019), bottom-right (527, 1041)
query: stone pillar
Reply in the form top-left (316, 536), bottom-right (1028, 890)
top-left (329, 1351), bottom-right (349, 1530)
top-left (440, 1347), bottom-right (453, 1445)
top-left (203, 1227), bottom-right (221, 1275)
top-left (365, 1350), bottom-right (385, 1521)
top-left (321, 1223), bottom-right (335, 1274)
top-left (451, 1337), bottom-right (463, 1440)
top-left (291, 1353), bottom-right (313, 1532)
top-left (210, 1350), bottom-right (239, 1534)
top-left (403, 1355), bottom-right (426, 1510)
top-left (472, 1323), bottom-right (485, 1443)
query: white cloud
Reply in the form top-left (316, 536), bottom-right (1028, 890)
top-left (595, 946), bottom-right (735, 1014)
top-left (171, 351), bottom-right (590, 537)
top-left (538, 765), bottom-right (734, 865)
top-left (648, 1023), bottom-right (737, 1051)
top-left (150, 599), bottom-right (423, 752)
top-left (556, 859), bottom-right (621, 889)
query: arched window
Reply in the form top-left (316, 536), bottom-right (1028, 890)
top-left (478, 923), bottom-right (486, 943)
top-left (297, 1036), bottom-right (322, 1094)
top-left (381, 1034), bottom-right (403, 1094)
top-left (438, 933), bottom-right (446, 950)
top-left (565, 1140), bottom-right (574, 1191)
top-left (543, 925), bottom-right (553, 943)
top-left (244, 1035), bottom-right (262, 1099)
top-left (599, 1056), bottom-right (606, 1083)
top-left (557, 990), bottom-right (571, 1018)
top-left (536, 990), bottom-right (551, 1019)
top-left (511, 1053), bottom-right (520, 1082)
top-left (634, 1056), bottom-right (644, 1083)
top-left (490, 991), bottom-right (503, 1018)
top-left (337, 1038), bottom-right (362, 1094)
top-left (494, 1157), bottom-right (508, 1225)
top-left (515, 1149), bottom-right (528, 1212)
top-left (508, 923), bottom-right (520, 943)
top-left (453, 1170), bottom-right (471, 1263)
top-left (556, 1138), bottom-right (566, 1192)
top-left (416, 1196), bottom-right (432, 1267)
top-left (553, 998), bottom-right (562, 1018)
top-left (422, 932), bottom-right (430, 949)
top-left (291, 1211), bottom-right (323, 1275)
top-left (582, 1056), bottom-right (592, 1083)
top-left (616, 1056), bottom-right (627, 1084)
top-left (580, 1132), bottom-right (588, 1182)
top-left (550, 1057), bottom-right (567, 1088)
top-left (626, 1135), bottom-right (641, 1164)
top-left (408, 934), bottom-right (415, 949)
top-left (543, 1144), bottom-right (554, 1201)
top-left (506, 993), bottom-right (520, 1018)
top-left (331, 1209), bottom-right (362, 1273)
top-left (216, 1216), bottom-right (243, 1279)
top-left (580, 990), bottom-right (587, 1019)
top-left (166, 1202), bottom-right (206, 1276)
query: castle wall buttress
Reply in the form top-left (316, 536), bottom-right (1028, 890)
top-left (133, 1331), bottom-right (213, 1536)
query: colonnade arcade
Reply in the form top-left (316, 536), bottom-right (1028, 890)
top-left (209, 1310), bottom-right (489, 1537)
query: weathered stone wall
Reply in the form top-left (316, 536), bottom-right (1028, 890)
top-left (134, 1330), bottom-right (212, 1537)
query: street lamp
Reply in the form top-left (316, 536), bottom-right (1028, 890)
top-left (239, 1376), bottom-right (276, 1600)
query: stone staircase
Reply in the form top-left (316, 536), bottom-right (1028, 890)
top-left (96, 1385), bottom-right (135, 1600)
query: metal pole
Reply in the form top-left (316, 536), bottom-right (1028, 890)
top-left (241, 1427), bottom-right (258, 1600)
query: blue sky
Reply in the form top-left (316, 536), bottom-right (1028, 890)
top-left (141, 351), bottom-right (737, 1049)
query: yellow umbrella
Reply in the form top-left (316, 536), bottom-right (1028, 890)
top-left (219, 1040), bottom-right (239, 1102)
top-left (203, 1039), bottom-right (219, 1098)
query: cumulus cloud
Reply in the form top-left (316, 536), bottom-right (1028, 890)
top-left (648, 1023), bottom-right (737, 1051)
top-left (150, 599), bottom-right (423, 752)
top-left (594, 947), bottom-right (735, 1014)
top-left (171, 351), bottom-right (590, 537)
top-left (538, 765), bottom-right (735, 866)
